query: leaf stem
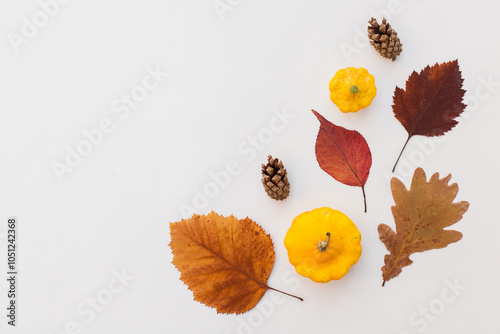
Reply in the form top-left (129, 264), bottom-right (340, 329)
top-left (392, 136), bottom-right (412, 173)
top-left (266, 286), bottom-right (304, 301)
top-left (361, 185), bottom-right (367, 213)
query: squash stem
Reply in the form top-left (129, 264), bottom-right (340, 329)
top-left (266, 286), bottom-right (304, 301)
top-left (317, 232), bottom-right (331, 252)
top-left (349, 85), bottom-right (359, 94)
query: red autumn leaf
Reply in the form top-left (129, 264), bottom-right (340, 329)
top-left (312, 110), bottom-right (372, 212)
top-left (392, 60), bottom-right (466, 172)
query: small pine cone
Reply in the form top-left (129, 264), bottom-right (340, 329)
top-left (261, 155), bottom-right (290, 201)
top-left (367, 17), bottom-right (402, 61)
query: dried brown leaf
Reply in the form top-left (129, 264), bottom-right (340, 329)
top-left (169, 212), bottom-right (302, 314)
top-left (378, 168), bottom-right (469, 286)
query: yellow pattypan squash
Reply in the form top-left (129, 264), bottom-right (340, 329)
top-left (284, 207), bottom-right (362, 283)
top-left (329, 67), bottom-right (376, 113)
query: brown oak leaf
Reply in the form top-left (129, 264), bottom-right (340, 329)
top-left (169, 212), bottom-right (302, 314)
top-left (313, 110), bottom-right (372, 212)
top-left (378, 168), bottom-right (469, 286)
top-left (392, 60), bottom-right (466, 172)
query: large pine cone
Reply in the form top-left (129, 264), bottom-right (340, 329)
top-left (367, 17), bottom-right (402, 61)
top-left (261, 155), bottom-right (290, 201)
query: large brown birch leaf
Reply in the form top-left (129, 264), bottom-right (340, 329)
top-left (312, 110), bottom-right (372, 212)
top-left (378, 168), bottom-right (469, 286)
top-left (169, 212), bottom-right (302, 314)
top-left (392, 60), bottom-right (466, 172)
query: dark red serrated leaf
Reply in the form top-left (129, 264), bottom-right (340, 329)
top-left (312, 110), bottom-right (372, 212)
top-left (392, 60), bottom-right (466, 172)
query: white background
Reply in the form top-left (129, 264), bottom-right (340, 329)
top-left (1, 0), bottom-right (499, 333)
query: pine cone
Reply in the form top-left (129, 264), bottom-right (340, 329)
top-left (367, 17), bottom-right (402, 61)
top-left (261, 155), bottom-right (290, 201)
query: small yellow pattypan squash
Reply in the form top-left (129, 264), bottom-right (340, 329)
top-left (284, 207), bottom-right (362, 283)
top-left (329, 67), bottom-right (376, 113)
